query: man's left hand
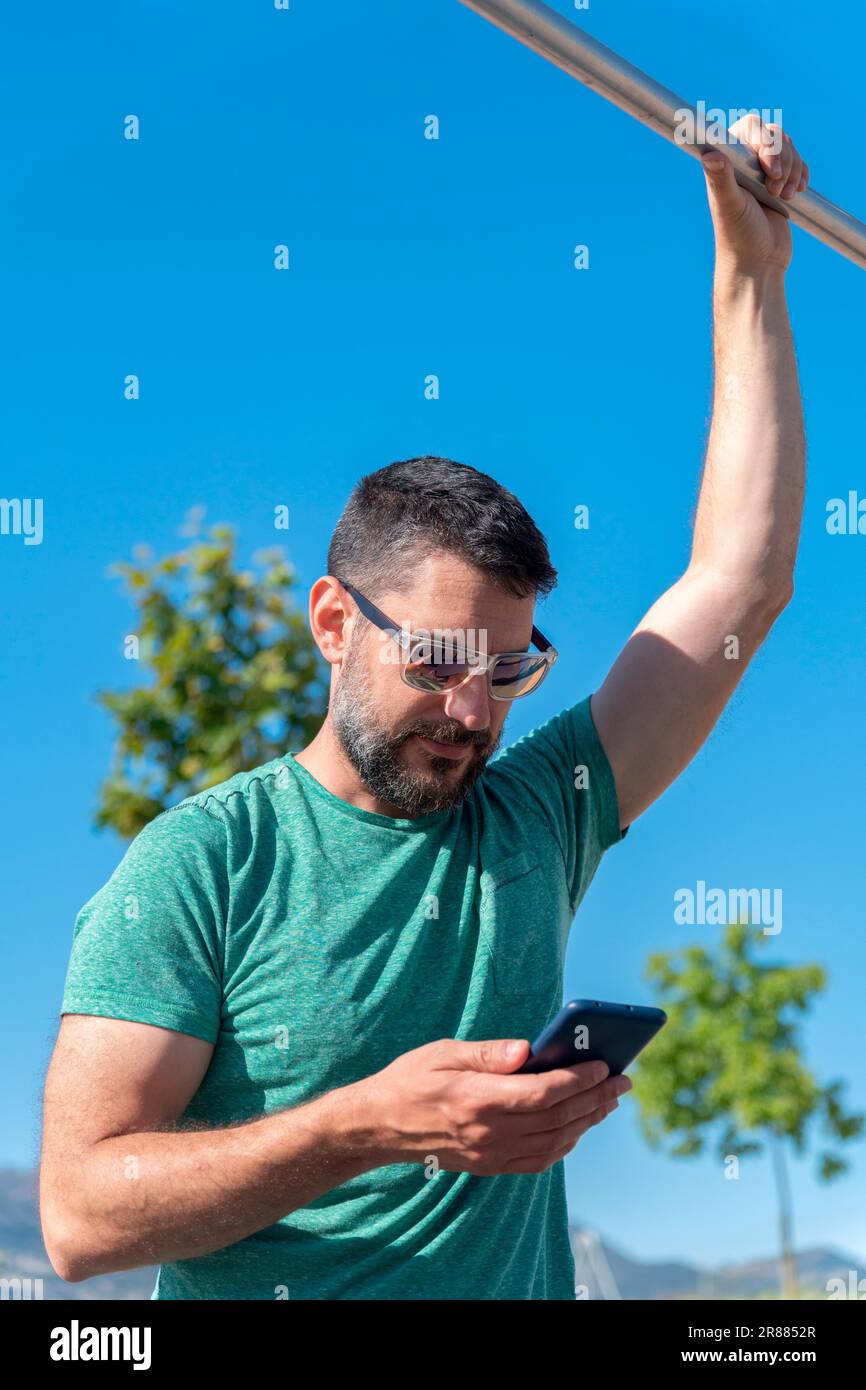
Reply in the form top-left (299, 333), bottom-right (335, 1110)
top-left (701, 115), bottom-right (810, 274)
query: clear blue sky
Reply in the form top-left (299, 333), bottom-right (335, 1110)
top-left (2, 0), bottom-right (864, 1272)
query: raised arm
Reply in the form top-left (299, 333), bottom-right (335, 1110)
top-left (591, 117), bottom-right (807, 830)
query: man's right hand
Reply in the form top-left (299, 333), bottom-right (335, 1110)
top-left (356, 1037), bottom-right (631, 1176)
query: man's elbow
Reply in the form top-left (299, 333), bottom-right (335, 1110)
top-left (42, 1213), bottom-right (95, 1284)
top-left (41, 1182), bottom-right (110, 1284)
top-left (767, 577), bottom-right (795, 621)
top-left (753, 575), bottom-right (795, 629)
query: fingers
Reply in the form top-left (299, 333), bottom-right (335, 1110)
top-left (701, 148), bottom-right (747, 220)
top-left (439, 1037), bottom-right (530, 1073)
top-left (491, 1059), bottom-right (613, 1114)
top-left (764, 126), bottom-right (803, 200)
top-left (503, 1098), bottom-right (618, 1174)
top-left (758, 125), bottom-right (792, 195)
top-left (517, 1073), bottom-right (632, 1135)
top-left (728, 114), bottom-right (809, 202)
top-left (501, 1076), bottom-right (633, 1168)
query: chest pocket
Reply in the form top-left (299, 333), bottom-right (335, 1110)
top-left (478, 850), bottom-right (563, 1005)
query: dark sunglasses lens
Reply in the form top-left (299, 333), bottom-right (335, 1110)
top-left (405, 659), bottom-right (472, 692)
top-left (491, 655), bottom-right (548, 698)
top-left (403, 645), bottom-right (549, 698)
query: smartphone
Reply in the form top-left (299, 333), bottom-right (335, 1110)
top-left (518, 998), bottom-right (667, 1075)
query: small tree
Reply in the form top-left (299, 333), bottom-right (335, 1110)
top-left (633, 922), bottom-right (863, 1299)
top-left (96, 515), bottom-right (328, 838)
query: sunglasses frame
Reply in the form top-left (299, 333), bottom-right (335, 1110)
top-left (335, 576), bottom-right (558, 701)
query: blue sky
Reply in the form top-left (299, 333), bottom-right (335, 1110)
top-left (2, 0), bottom-right (865, 1273)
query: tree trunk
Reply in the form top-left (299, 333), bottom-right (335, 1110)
top-left (769, 1130), bottom-right (799, 1298)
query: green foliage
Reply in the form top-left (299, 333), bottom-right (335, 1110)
top-left (633, 922), bottom-right (863, 1178)
top-left (95, 515), bottom-right (328, 837)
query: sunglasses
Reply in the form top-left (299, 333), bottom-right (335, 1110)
top-left (335, 577), bottom-right (558, 701)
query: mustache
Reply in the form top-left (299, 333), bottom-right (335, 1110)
top-left (402, 725), bottom-right (489, 750)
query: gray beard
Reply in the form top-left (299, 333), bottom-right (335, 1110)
top-left (330, 648), bottom-right (502, 817)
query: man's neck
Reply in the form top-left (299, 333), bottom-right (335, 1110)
top-left (293, 722), bottom-right (411, 819)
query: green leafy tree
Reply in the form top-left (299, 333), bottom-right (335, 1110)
top-left (96, 515), bottom-right (328, 838)
top-left (633, 922), bottom-right (863, 1299)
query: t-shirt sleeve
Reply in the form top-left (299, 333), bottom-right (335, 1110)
top-left (486, 692), bottom-right (628, 913)
top-left (60, 803), bottom-right (228, 1045)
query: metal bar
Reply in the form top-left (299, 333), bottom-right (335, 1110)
top-left (458, 0), bottom-right (866, 272)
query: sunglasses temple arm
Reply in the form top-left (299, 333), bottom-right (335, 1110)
top-left (337, 578), bottom-right (405, 641)
top-left (340, 580), bottom-right (555, 665)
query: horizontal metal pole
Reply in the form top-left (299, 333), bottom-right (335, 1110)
top-left (458, 0), bottom-right (866, 272)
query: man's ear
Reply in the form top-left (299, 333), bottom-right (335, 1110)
top-left (308, 576), bottom-right (353, 666)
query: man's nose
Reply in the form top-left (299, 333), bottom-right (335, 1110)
top-left (442, 670), bottom-right (492, 731)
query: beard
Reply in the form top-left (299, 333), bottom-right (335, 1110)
top-left (330, 636), bottom-right (503, 817)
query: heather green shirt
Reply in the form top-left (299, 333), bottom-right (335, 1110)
top-left (61, 695), bottom-right (626, 1300)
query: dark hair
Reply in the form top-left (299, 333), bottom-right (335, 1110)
top-left (327, 457), bottom-right (557, 602)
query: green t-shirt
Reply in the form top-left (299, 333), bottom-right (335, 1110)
top-left (61, 694), bottom-right (626, 1300)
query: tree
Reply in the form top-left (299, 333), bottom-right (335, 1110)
top-left (632, 922), bottom-right (863, 1299)
top-left (95, 514), bottom-right (328, 838)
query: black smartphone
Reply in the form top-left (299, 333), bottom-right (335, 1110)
top-left (518, 998), bottom-right (667, 1075)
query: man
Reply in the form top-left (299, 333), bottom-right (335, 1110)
top-left (41, 122), bottom-right (807, 1300)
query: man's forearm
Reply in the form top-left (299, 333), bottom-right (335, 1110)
top-left (690, 264), bottom-right (805, 605)
top-left (47, 1080), bottom-right (381, 1280)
